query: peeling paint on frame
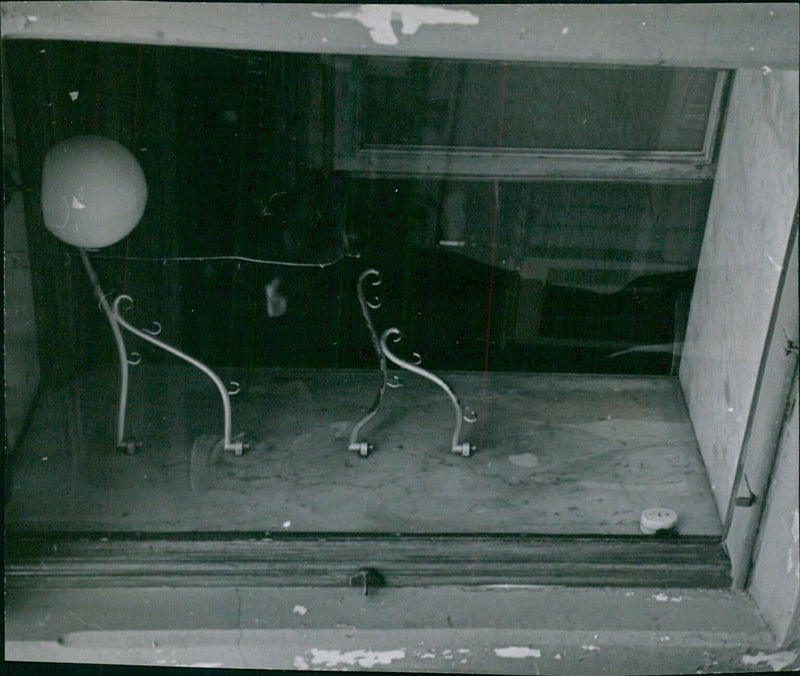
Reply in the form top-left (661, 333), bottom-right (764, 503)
top-left (300, 648), bottom-right (407, 668)
top-left (494, 646), bottom-right (542, 658)
top-left (311, 4), bottom-right (479, 46)
top-left (740, 650), bottom-right (799, 671)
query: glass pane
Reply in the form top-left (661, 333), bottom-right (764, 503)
top-left (4, 40), bottom-right (722, 540)
top-left (361, 58), bottom-right (719, 152)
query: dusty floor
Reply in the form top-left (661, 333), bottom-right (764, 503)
top-left (6, 365), bottom-right (721, 535)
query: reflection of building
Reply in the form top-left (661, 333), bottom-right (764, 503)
top-left (3, 3), bottom-right (798, 670)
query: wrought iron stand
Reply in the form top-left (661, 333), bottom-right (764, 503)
top-left (349, 268), bottom-right (476, 457)
top-left (79, 248), bottom-right (248, 456)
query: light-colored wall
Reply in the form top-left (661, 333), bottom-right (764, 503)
top-left (680, 69), bottom-right (799, 518)
top-left (748, 370), bottom-right (799, 647)
top-left (679, 67), bottom-right (798, 643)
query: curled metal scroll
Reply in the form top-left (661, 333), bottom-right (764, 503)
top-left (380, 328), bottom-right (476, 457)
top-left (111, 294), bottom-right (247, 456)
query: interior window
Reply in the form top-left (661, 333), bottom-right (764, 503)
top-left (335, 56), bottom-right (725, 181)
top-left (360, 59), bottom-right (720, 151)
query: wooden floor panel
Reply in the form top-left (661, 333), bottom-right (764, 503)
top-left (6, 366), bottom-right (721, 537)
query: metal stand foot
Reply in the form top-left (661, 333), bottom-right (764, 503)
top-left (117, 438), bottom-right (141, 455)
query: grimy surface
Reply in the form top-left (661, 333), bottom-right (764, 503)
top-left (7, 585), bottom-right (789, 673)
top-left (7, 366), bottom-right (721, 535)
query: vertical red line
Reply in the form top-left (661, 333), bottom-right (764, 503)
top-left (91, 48), bottom-right (118, 534)
top-left (108, 47), bottom-right (142, 536)
top-left (130, 45), bottom-right (142, 152)
top-left (470, 63), bottom-right (509, 603)
top-left (92, 48), bottom-right (102, 133)
top-left (478, 61), bottom-right (509, 448)
top-left (123, 46), bottom-right (144, 293)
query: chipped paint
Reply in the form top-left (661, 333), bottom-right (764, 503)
top-left (307, 648), bottom-right (406, 668)
top-left (581, 645), bottom-right (600, 651)
top-left (482, 584), bottom-right (547, 590)
top-left (741, 650), bottom-right (798, 671)
top-left (293, 604), bottom-right (307, 616)
top-left (768, 254), bottom-right (783, 271)
top-left (494, 646), bottom-right (542, 658)
top-left (312, 5), bottom-right (479, 46)
top-left (651, 593), bottom-right (685, 603)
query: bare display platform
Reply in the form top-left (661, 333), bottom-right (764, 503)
top-left (7, 366), bottom-right (721, 536)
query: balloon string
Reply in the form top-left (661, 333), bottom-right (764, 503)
top-left (81, 251), bottom-right (357, 268)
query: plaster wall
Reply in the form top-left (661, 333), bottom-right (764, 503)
top-left (748, 370), bottom-right (799, 647)
top-left (680, 68), bottom-right (799, 517)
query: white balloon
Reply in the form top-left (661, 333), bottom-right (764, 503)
top-left (41, 135), bottom-right (147, 248)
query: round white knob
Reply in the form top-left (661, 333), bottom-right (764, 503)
top-left (640, 507), bottom-right (678, 534)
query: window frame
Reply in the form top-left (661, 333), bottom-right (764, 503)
top-left (2, 2), bottom-right (797, 593)
top-left (333, 58), bottom-right (728, 182)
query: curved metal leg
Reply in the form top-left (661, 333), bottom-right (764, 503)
top-left (380, 327), bottom-right (477, 457)
top-left (79, 248), bottom-right (139, 453)
top-left (111, 294), bottom-right (248, 456)
top-left (348, 269), bottom-right (401, 456)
